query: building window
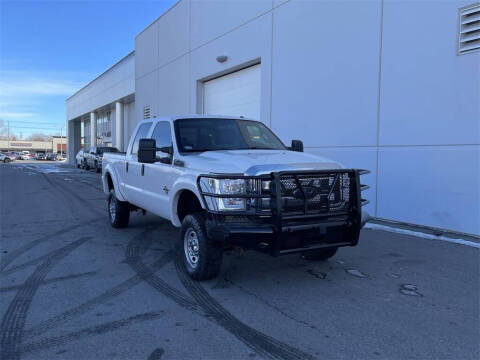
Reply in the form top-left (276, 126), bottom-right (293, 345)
top-left (96, 112), bottom-right (112, 144)
top-left (458, 4), bottom-right (480, 54)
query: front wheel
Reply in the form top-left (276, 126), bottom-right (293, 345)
top-left (84, 160), bottom-right (89, 170)
top-left (302, 247), bottom-right (338, 261)
top-left (108, 190), bottom-right (130, 228)
top-left (95, 161), bottom-right (101, 173)
top-left (179, 213), bottom-right (223, 281)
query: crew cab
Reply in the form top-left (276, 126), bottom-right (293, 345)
top-left (84, 146), bottom-right (119, 172)
top-left (102, 115), bottom-right (370, 280)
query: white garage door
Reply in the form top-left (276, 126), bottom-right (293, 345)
top-left (203, 64), bottom-right (260, 120)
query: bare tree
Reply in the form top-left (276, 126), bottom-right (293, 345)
top-left (26, 132), bottom-right (53, 141)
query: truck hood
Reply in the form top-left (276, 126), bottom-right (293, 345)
top-left (181, 150), bottom-right (343, 175)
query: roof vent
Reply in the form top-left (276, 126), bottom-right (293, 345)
top-left (458, 4), bottom-right (480, 54)
top-left (143, 105), bottom-right (151, 119)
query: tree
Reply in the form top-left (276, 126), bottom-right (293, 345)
top-left (26, 132), bottom-right (52, 141)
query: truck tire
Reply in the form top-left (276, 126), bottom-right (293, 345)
top-left (84, 160), bottom-right (89, 170)
top-left (95, 161), bottom-right (101, 173)
top-left (179, 213), bottom-right (223, 281)
top-left (108, 190), bottom-right (130, 228)
top-left (302, 247), bottom-right (338, 261)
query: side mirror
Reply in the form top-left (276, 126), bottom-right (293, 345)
top-left (291, 140), bottom-right (304, 152)
top-left (138, 138), bottom-right (156, 163)
top-left (157, 145), bottom-right (173, 155)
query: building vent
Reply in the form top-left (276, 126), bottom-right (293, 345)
top-left (143, 105), bottom-right (151, 119)
top-left (458, 4), bottom-right (480, 54)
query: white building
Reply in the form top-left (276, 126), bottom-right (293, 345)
top-left (66, 0), bottom-right (480, 235)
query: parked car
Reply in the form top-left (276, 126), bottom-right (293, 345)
top-left (75, 150), bottom-right (84, 168)
top-left (0, 153), bottom-right (13, 163)
top-left (84, 146), bottom-right (119, 172)
top-left (46, 153), bottom-right (57, 161)
top-left (35, 153), bottom-right (46, 160)
top-left (8, 152), bottom-right (20, 160)
top-left (102, 115), bottom-right (370, 280)
top-left (19, 153), bottom-right (30, 160)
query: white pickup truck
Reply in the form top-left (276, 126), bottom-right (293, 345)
top-left (102, 115), bottom-right (370, 280)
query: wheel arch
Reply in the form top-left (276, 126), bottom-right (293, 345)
top-left (103, 166), bottom-right (127, 202)
top-left (171, 186), bottom-right (205, 227)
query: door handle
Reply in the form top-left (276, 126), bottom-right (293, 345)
top-left (126, 162), bottom-right (129, 173)
top-left (141, 164), bottom-right (145, 176)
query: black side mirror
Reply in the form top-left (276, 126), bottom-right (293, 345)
top-left (138, 138), bottom-right (156, 163)
top-left (291, 140), bottom-right (304, 152)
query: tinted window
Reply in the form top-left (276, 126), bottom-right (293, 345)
top-left (97, 147), bottom-right (119, 155)
top-left (152, 122), bottom-right (172, 149)
top-left (174, 118), bottom-right (285, 152)
top-left (131, 122), bottom-right (152, 155)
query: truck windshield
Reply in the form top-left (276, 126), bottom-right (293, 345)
top-left (97, 147), bottom-right (119, 154)
top-left (174, 118), bottom-right (286, 153)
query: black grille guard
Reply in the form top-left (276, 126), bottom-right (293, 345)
top-left (197, 169), bottom-right (370, 256)
top-left (197, 169), bottom-right (369, 217)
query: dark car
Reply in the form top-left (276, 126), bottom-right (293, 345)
top-left (46, 153), bottom-right (57, 161)
top-left (35, 153), bottom-right (46, 160)
top-left (84, 146), bottom-right (119, 172)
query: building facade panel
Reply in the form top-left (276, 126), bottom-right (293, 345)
top-left (379, 0), bottom-right (480, 146)
top-left (156, 0), bottom-right (190, 68)
top-left (157, 55), bottom-right (190, 115)
top-left (135, 23), bottom-right (158, 80)
top-left (190, 0), bottom-right (272, 49)
top-left (270, 0), bottom-right (382, 147)
top-left (135, 70), bottom-right (159, 122)
top-left (377, 145), bottom-right (480, 234)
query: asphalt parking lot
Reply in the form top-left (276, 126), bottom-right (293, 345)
top-left (1, 162), bottom-right (479, 360)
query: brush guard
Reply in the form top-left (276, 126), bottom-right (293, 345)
top-left (198, 169), bottom-right (370, 256)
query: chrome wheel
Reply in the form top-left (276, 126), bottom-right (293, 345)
top-left (184, 228), bottom-right (200, 268)
top-left (109, 196), bottom-right (116, 222)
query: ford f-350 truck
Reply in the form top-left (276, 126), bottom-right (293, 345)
top-left (102, 115), bottom-right (370, 280)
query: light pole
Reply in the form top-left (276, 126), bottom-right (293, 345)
top-left (60, 126), bottom-right (64, 158)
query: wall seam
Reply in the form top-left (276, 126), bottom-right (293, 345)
top-left (140, 0), bottom-right (293, 81)
top-left (375, 0), bottom-right (385, 218)
top-left (269, 0), bottom-right (274, 128)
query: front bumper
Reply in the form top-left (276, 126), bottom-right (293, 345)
top-left (199, 169), bottom-right (370, 256)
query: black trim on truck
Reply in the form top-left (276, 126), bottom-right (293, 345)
top-left (197, 169), bottom-right (370, 256)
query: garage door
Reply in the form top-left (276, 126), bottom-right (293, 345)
top-left (203, 64), bottom-right (260, 120)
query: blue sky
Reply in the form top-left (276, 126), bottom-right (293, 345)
top-left (0, 0), bottom-right (176, 137)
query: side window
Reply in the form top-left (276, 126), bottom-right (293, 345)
top-left (152, 122), bottom-right (172, 149)
top-left (131, 122), bottom-right (152, 155)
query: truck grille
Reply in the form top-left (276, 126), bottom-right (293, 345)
top-left (278, 172), bottom-right (352, 215)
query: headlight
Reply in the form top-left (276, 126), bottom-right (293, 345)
top-left (199, 178), bottom-right (247, 211)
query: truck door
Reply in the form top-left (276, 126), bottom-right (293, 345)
top-left (139, 121), bottom-right (181, 220)
top-left (123, 122), bottom-right (152, 207)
